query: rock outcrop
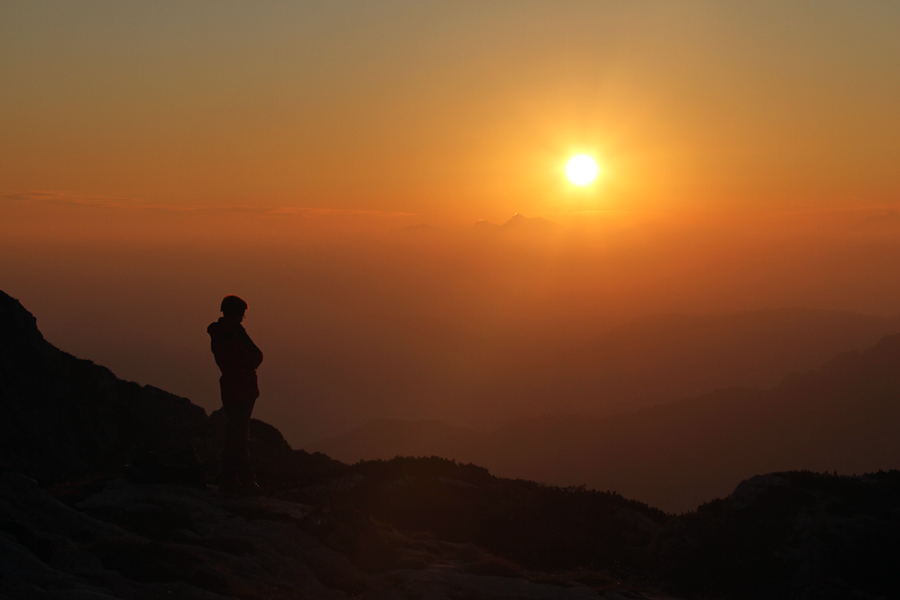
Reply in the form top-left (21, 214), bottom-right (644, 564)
top-left (653, 470), bottom-right (900, 599)
top-left (0, 290), bottom-right (207, 484)
top-left (1, 471), bottom-right (623, 599)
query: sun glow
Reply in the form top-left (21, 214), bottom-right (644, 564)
top-left (566, 155), bottom-right (599, 186)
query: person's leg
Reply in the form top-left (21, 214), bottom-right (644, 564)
top-left (222, 398), bottom-right (256, 491)
top-left (233, 397), bottom-right (257, 487)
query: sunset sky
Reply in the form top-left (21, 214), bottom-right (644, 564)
top-left (3, 1), bottom-right (899, 227)
top-left (3, 2), bottom-right (900, 445)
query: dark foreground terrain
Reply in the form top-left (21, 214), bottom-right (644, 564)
top-left (2, 289), bottom-right (899, 599)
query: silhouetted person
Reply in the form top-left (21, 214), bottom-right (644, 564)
top-left (207, 295), bottom-right (263, 494)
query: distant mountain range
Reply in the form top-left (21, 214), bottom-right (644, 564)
top-left (473, 213), bottom-right (557, 235)
top-left (310, 327), bottom-right (900, 512)
top-left (399, 214), bottom-right (557, 236)
top-left (484, 307), bottom-right (900, 417)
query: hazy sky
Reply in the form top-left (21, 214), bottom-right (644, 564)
top-left (2, 1), bottom-right (899, 226)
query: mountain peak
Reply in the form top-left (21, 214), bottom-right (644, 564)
top-left (471, 214), bottom-right (556, 235)
top-left (500, 213), bottom-right (555, 232)
top-left (472, 219), bottom-right (500, 233)
top-left (0, 290), bottom-right (45, 350)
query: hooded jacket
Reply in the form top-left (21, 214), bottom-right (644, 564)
top-left (207, 317), bottom-right (264, 405)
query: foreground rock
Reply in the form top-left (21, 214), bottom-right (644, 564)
top-left (1, 472), bottom-right (663, 599)
top-left (654, 470), bottom-right (900, 599)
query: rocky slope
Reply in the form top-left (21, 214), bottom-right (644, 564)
top-left (655, 470), bottom-right (900, 599)
top-left (0, 290), bottom-right (668, 599)
top-left (0, 287), bottom-right (206, 484)
top-left (2, 289), bottom-right (899, 599)
top-left (2, 471), bottom-right (629, 600)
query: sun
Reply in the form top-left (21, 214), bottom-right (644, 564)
top-left (566, 154), bottom-right (599, 186)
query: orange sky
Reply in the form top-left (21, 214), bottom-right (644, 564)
top-left (2, 1), bottom-right (899, 228)
top-left (4, 2), bottom-right (900, 445)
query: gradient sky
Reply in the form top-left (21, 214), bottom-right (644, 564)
top-left (3, 1), bottom-right (899, 226)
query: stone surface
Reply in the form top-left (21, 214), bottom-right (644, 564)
top-left (653, 470), bottom-right (900, 599)
top-left (0, 472), bottom-right (668, 599)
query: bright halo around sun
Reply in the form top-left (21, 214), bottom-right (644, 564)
top-left (566, 154), bottom-right (599, 186)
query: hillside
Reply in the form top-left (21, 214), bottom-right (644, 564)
top-left (312, 331), bottom-right (900, 512)
top-left (479, 307), bottom-right (900, 418)
top-left (2, 288), bottom-right (899, 599)
top-left (0, 289), bottom-right (663, 599)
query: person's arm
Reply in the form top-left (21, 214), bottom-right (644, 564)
top-left (240, 332), bottom-right (263, 369)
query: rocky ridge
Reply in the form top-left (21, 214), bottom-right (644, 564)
top-left (2, 289), bottom-right (899, 599)
top-left (2, 471), bottom-right (623, 600)
top-left (0, 290), bottom-right (668, 599)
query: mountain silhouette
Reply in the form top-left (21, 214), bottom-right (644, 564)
top-left (0, 289), bottom-right (207, 484)
top-left (481, 307), bottom-right (900, 418)
top-left (472, 219), bottom-right (501, 233)
top-left (311, 326), bottom-right (900, 512)
top-left (471, 214), bottom-right (556, 236)
top-left (499, 213), bottom-right (556, 233)
top-left (2, 288), bottom-right (899, 599)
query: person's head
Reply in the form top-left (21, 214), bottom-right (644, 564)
top-left (220, 295), bottom-right (248, 320)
